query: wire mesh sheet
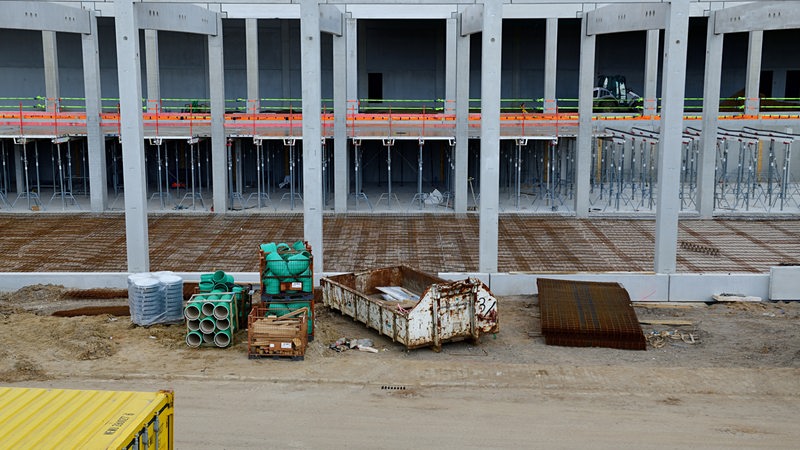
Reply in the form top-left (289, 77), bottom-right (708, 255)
top-left (538, 278), bottom-right (646, 350)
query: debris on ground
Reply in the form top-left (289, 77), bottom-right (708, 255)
top-left (645, 330), bottom-right (700, 348)
top-left (329, 337), bottom-right (377, 353)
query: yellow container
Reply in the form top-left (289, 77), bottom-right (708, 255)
top-left (0, 386), bottom-right (174, 449)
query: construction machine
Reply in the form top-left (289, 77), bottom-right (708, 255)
top-left (593, 75), bottom-right (642, 112)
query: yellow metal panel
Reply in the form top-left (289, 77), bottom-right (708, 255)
top-left (0, 387), bottom-right (173, 449)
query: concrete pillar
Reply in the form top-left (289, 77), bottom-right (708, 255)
top-left (698, 16), bottom-right (724, 218)
top-left (144, 29), bottom-right (160, 113)
top-left (543, 18), bottom-right (558, 115)
top-left (479, 0), bottom-right (502, 273)
top-left (209, 16), bottom-right (227, 213)
top-left (82, 11), bottom-right (107, 212)
top-left (654, 0), bottom-right (690, 274)
top-left (246, 18), bottom-right (260, 113)
top-left (114, 0), bottom-right (150, 273)
top-left (445, 17), bottom-right (457, 117)
top-left (643, 29), bottom-right (659, 117)
top-left (574, 10), bottom-right (595, 218)
top-left (454, 10), bottom-right (470, 214)
top-left (42, 31), bottom-right (60, 113)
top-left (333, 16), bottom-right (348, 213)
top-left (300, 0), bottom-right (324, 277)
top-left (281, 20), bottom-right (292, 108)
top-left (346, 17), bottom-right (358, 112)
top-left (744, 30), bottom-right (763, 116)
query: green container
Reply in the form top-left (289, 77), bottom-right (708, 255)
top-left (261, 242), bottom-right (278, 254)
top-left (200, 273), bottom-right (214, 282)
top-left (266, 251), bottom-right (291, 277)
top-left (198, 281), bottom-right (214, 293)
top-left (292, 240), bottom-right (306, 251)
top-left (263, 272), bottom-right (280, 295)
top-left (300, 268), bottom-right (313, 292)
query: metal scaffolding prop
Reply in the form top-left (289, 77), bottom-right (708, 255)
top-left (279, 138), bottom-right (302, 210)
top-left (247, 138), bottom-right (273, 210)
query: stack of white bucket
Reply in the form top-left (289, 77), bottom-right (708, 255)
top-left (128, 271), bottom-right (184, 326)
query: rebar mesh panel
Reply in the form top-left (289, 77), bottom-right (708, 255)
top-left (538, 278), bottom-right (646, 350)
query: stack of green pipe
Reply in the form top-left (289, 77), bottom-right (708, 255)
top-left (185, 271), bottom-right (240, 348)
top-left (260, 241), bottom-right (313, 294)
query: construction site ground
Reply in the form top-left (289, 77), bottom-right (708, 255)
top-left (0, 214), bottom-right (798, 447)
top-left (0, 284), bottom-right (798, 448)
top-left (0, 213), bottom-right (799, 273)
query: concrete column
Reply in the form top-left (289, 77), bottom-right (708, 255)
top-left (744, 30), bottom-right (763, 116)
top-left (445, 17), bottom-right (457, 116)
top-left (333, 17), bottom-right (349, 213)
top-left (114, 0), bottom-right (150, 273)
top-left (246, 18), bottom-right (260, 113)
top-left (643, 29), bottom-right (659, 117)
top-left (42, 31), bottom-right (60, 113)
top-left (82, 11), bottom-right (107, 212)
top-left (346, 17), bottom-right (358, 111)
top-left (209, 16), bottom-right (227, 213)
top-left (345, 14), bottom-right (359, 110)
top-left (300, 0), bottom-right (324, 277)
top-left (574, 10), bottom-right (595, 218)
top-left (654, 0), bottom-right (690, 274)
top-left (144, 29), bottom-right (160, 113)
top-left (479, 0), bottom-right (502, 273)
top-left (454, 10), bottom-right (470, 214)
top-left (543, 18), bottom-right (558, 115)
top-left (281, 21), bottom-right (292, 107)
top-left (698, 16), bottom-right (724, 218)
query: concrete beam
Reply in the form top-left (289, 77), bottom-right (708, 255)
top-left (654, 0), bottom-right (690, 274)
top-left (0, 1), bottom-right (90, 34)
top-left (319, 4), bottom-right (343, 36)
top-left (301, 0), bottom-right (325, 278)
top-left (81, 11), bottom-right (107, 212)
top-left (479, 0), bottom-right (502, 273)
top-left (209, 16), bottom-right (228, 213)
top-left (115, 0), bottom-right (150, 273)
top-left (714, 1), bottom-right (800, 34)
top-left (461, 4), bottom-right (483, 36)
top-left (135, 2), bottom-right (218, 35)
top-left (587, 3), bottom-right (668, 35)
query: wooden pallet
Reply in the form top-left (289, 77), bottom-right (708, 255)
top-left (247, 306), bottom-right (308, 358)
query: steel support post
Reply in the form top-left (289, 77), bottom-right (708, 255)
top-left (114, 0), bottom-right (149, 272)
top-left (654, 0), bottom-right (690, 274)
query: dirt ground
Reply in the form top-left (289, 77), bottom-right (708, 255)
top-left (1, 285), bottom-right (799, 448)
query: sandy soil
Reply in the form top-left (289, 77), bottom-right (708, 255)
top-left (1, 285), bottom-right (799, 448)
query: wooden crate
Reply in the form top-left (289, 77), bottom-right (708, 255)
top-left (247, 304), bottom-right (308, 359)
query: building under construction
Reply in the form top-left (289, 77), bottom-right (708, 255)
top-left (0, 0), bottom-right (798, 297)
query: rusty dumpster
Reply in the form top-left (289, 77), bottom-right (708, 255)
top-left (320, 266), bottom-right (498, 351)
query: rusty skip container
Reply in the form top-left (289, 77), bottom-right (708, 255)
top-left (321, 265), bottom-right (498, 351)
top-left (0, 387), bottom-right (174, 449)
